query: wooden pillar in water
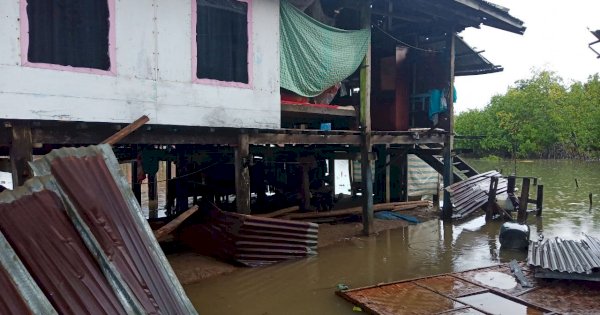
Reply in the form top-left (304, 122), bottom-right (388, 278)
top-left (385, 145), bottom-right (391, 203)
top-left (147, 172), bottom-right (158, 218)
top-left (442, 28), bottom-right (456, 221)
top-left (517, 177), bottom-right (530, 223)
top-left (486, 176), bottom-right (499, 221)
top-left (328, 158), bottom-right (336, 194)
top-left (131, 158), bottom-right (142, 205)
top-left (235, 133), bottom-right (251, 214)
top-left (536, 184), bottom-right (544, 216)
top-left (9, 122), bottom-right (32, 187)
top-left (360, 1), bottom-right (373, 235)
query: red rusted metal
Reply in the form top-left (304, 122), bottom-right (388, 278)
top-left (0, 265), bottom-right (36, 315)
top-left (180, 208), bottom-right (318, 267)
top-left (0, 188), bottom-right (127, 315)
top-left (337, 264), bottom-right (562, 315)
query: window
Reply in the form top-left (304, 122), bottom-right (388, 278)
top-left (21, 0), bottom-right (115, 73)
top-left (194, 0), bottom-right (251, 85)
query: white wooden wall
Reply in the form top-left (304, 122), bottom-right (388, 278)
top-left (0, 0), bottom-right (281, 129)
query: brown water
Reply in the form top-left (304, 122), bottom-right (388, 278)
top-left (181, 159), bottom-right (600, 314)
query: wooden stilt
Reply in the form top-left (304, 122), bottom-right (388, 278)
top-left (235, 133), bottom-right (251, 214)
top-left (9, 122), bottom-right (32, 187)
top-left (148, 173), bottom-right (158, 218)
top-left (486, 176), bottom-right (499, 221)
top-left (360, 1), bottom-right (373, 236)
top-left (536, 185), bottom-right (544, 216)
top-left (442, 27), bottom-right (456, 222)
top-left (517, 178), bottom-right (530, 223)
top-left (131, 158), bottom-right (142, 205)
top-left (385, 145), bottom-right (391, 204)
top-left (328, 158), bottom-right (336, 195)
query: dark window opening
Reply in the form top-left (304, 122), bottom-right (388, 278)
top-left (26, 0), bottom-right (111, 71)
top-left (196, 0), bottom-right (249, 83)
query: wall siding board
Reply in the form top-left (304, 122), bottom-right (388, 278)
top-left (0, 0), bottom-right (280, 129)
top-left (115, 0), bottom-right (156, 80)
top-left (0, 0), bottom-right (20, 66)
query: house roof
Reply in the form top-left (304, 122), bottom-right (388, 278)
top-left (419, 35), bottom-right (504, 76)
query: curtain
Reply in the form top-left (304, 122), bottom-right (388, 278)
top-left (196, 0), bottom-right (249, 83)
top-left (26, 0), bottom-right (111, 70)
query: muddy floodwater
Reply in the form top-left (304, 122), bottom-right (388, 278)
top-left (184, 159), bottom-right (600, 314)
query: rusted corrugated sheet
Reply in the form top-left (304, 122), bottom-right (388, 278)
top-left (528, 234), bottom-right (600, 278)
top-left (0, 222), bottom-right (57, 315)
top-left (30, 145), bottom-right (197, 314)
top-left (445, 170), bottom-right (507, 219)
top-left (0, 178), bottom-right (126, 315)
top-left (180, 208), bottom-right (318, 267)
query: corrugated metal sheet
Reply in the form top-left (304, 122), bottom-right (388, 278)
top-left (407, 154), bottom-right (438, 197)
top-left (0, 179), bottom-right (128, 315)
top-left (528, 234), bottom-right (600, 275)
top-left (0, 219), bottom-right (57, 315)
top-left (30, 145), bottom-right (197, 314)
top-left (445, 170), bottom-right (507, 219)
top-left (0, 145), bottom-right (197, 314)
top-left (180, 208), bottom-right (318, 267)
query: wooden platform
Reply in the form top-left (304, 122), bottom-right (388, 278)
top-left (338, 263), bottom-right (600, 314)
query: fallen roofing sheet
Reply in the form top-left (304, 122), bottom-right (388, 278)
top-left (0, 217), bottom-right (57, 315)
top-left (180, 208), bottom-right (318, 267)
top-left (528, 234), bottom-right (600, 280)
top-left (445, 170), bottom-right (507, 219)
top-left (0, 145), bottom-right (197, 314)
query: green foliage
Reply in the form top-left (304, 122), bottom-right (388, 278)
top-left (455, 70), bottom-right (600, 159)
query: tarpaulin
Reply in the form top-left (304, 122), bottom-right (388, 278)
top-left (280, 0), bottom-right (370, 97)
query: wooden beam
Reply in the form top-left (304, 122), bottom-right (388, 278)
top-left (9, 122), bottom-right (33, 187)
top-left (101, 115), bottom-right (149, 145)
top-left (154, 205), bottom-right (199, 242)
top-left (249, 134), bottom-right (361, 145)
top-left (281, 103), bottom-right (356, 118)
top-left (235, 134), bottom-right (251, 214)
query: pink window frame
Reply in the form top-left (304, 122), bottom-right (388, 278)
top-left (192, 0), bottom-right (253, 89)
top-left (19, 0), bottom-right (117, 76)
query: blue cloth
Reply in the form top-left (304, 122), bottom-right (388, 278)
top-left (428, 87), bottom-right (457, 120)
top-left (374, 211), bottom-right (420, 224)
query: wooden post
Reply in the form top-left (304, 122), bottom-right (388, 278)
top-left (175, 148), bottom-right (189, 213)
top-left (147, 173), bottom-right (158, 218)
top-left (360, 2), bottom-right (373, 235)
top-left (299, 158), bottom-right (311, 211)
top-left (441, 27), bottom-right (456, 221)
top-left (517, 177), bottom-right (530, 223)
top-left (385, 145), bottom-right (391, 203)
top-left (399, 151), bottom-right (408, 202)
top-left (507, 175), bottom-right (516, 194)
top-left (328, 158), bottom-right (336, 194)
top-left (486, 176), bottom-right (499, 221)
top-left (9, 122), bottom-right (33, 187)
top-left (131, 159), bottom-right (142, 205)
top-left (235, 133), bottom-right (251, 214)
top-left (536, 185), bottom-right (544, 216)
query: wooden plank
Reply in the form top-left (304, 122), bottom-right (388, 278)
top-left (100, 115), bottom-right (149, 145)
top-left (154, 206), bottom-right (199, 242)
top-left (255, 206), bottom-right (300, 218)
top-left (281, 102), bottom-right (356, 117)
top-left (235, 134), bottom-right (251, 214)
top-left (9, 122), bottom-right (32, 187)
top-left (282, 201), bottom-right (431, 221)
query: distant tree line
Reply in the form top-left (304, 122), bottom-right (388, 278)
top-left (455, 70), bottom-right (600, 159)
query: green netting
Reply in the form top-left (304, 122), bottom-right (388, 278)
top-left (280, 0), bottom-right (371, 97)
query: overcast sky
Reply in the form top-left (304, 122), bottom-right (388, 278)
top-left (454, 0), bottom-right (600, 113)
